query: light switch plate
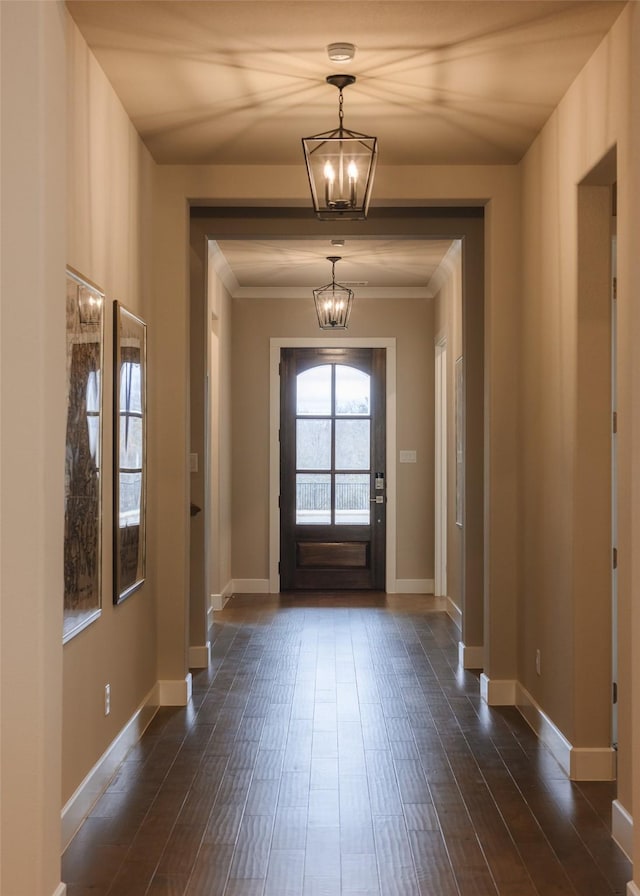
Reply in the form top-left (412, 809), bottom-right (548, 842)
top-left (399, 450), bottom-right (417, 463)
top-left (190, 452), bottom-right (198, 473)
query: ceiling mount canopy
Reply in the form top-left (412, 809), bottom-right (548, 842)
top-left (313, 255), bottom-right (354, 329)
top-left (302, 74), bottom-right (377, 221)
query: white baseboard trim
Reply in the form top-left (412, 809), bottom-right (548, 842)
top-left (395, 578), bottom-right (434, 594)
top-left (516, 682), bottom-right (571, 776)
top-left (570, 747), bottom-right (616, 781)
top-left (447, 597), bottom-right (462, 629)
top-left (52, 884), bottom-right (67, 896)
top-left (480, 673), bottom-right (517, 706)
top-left (458, 641), bottom-right (483, 670)
top-left (627, 882), bottom-right (640, 896)
top-left (189, 642), bottom-right (211, 668)
top-left (232, 578), bottom-right (270, 594)
top-left (515, 683), bottom-right (615, 781)
top-left (157, 674), bottom-right (193, 706)
top-left (211, 579), bottom-right (234, 611)
top-left (61, 684), bottom-right (159, 851)
top-left (612, 799), bottom-right (634, 861)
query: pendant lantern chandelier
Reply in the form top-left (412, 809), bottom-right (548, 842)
top-left (313, 256), bottom-right (354, 329)
top-left (302, 74), bottom-right (377, 221)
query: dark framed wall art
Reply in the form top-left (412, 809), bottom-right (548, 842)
top-left (64, 268), bottom-right (105, 642)
top-left (113, 302), bottom-right (147, 604)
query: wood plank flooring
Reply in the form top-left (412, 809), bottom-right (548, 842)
top-left (62, 594), bottom-right (632, 895)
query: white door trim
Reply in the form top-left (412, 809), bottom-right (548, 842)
top-left (270, 337), bottom-right (397, 593)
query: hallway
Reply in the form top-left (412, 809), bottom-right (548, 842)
top-left (62, 595), bottom-right (631, 896)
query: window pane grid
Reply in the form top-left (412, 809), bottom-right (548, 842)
top-left (296, 363), bottom-right (371, 525)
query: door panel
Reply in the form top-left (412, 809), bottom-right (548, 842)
top-left (280, 347), bottom-right (386, 590)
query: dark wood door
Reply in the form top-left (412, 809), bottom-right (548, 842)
top-left (280, 347), bottom-right (386, 590)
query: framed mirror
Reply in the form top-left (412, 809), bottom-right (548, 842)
top-left (113, 302), bottom-right (147, 604)
top-left (64, 268), bottom-right (105, 642)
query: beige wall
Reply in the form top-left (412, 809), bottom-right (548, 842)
top-left (1, 3), bottom-right (66, 894)
top-left (230, 295), bottom-right (435, 584)
top-left (518, 2), bottom-right (636, 816)
top-left (210, 272), bottom-right (234, 601)
top-left (63, 14), bottom-right (156, 803)
top-left (434, 244), bottom-right (463, 611)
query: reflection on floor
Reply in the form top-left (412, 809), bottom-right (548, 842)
top-left (63, 593), bottom-right (631, 895)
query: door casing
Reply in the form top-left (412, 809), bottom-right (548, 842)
top-left (270, 337), bottom-right (397, 593)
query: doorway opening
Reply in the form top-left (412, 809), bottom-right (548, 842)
top-left (279, 346), bottom-right (386, 590)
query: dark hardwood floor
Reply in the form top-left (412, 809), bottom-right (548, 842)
top-left (62, 594), bottom-right (632, 895)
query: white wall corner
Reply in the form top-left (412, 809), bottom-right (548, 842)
top-left (458, 642), bottom-right (483, 670)
top-left (516, 683), bottom-right (571, 777)
top-left (60, 685), bottom-right (159, 851)
top-left (612, 799), bottom-right (633, 861)
top-left (158, 674), bottom-right (193, 706)
top-left (188, 642), bottom-right (211, 669)
top-left (395, 578), bottom-right (435, 594)
top-left (447, 597), bottom-right (462, 630)
top-left (233, 578), bottom-right (270, 594)
top-left (480, 673), bottom-right (517, 706)
top-left (569, 747), bottom-right (617, 782)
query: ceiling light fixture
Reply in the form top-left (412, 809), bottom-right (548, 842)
top-left (302, 74), bottom-right (377, 221)
top-left (313, 256), bottom-right (354, 329)
top-left (327, 42), bottom-right (356, 63)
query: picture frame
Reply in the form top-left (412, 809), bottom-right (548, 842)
top-left (113, 301), bottom-right (147, 604)
top-left (64, 268), bottom-right (105, 642)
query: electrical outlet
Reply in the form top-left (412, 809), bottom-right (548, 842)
top-left (104, 683), bottom-right (111, 716)
top-left (535, 649), bottom-right (541, 676)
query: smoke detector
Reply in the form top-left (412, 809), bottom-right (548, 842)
top-left (327, 42), bottom-right (356, 64)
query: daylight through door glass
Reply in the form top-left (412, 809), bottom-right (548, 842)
top-left (295, 363), bottom-right (371, 526)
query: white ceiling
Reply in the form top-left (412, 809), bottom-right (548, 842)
top-left (66, 0), bottom-right (625, 294)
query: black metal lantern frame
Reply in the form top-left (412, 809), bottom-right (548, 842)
top-left (313, 256), bottom-right (354, 329)
top-left (302, 75), bottom-right (377, 221)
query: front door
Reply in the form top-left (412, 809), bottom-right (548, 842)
top-left (280, 347), bottom-right (386, 590)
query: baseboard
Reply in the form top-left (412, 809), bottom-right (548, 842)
top-left (211, 579), bottom-right (234, 611)
top-left (232, 578), bottom-right (270, 594)
top-left (458, 641), bottom-right (483, 670)
top-left (52, 884), bottom-right (67, 896)
top-left (570, 747), bottom-right (616, 781)
top-left (61, 684), bottom-right (159, 851)
top-left (516, 682), bottom-right (571, 776)
top-left (447, 597), bottom-right (462, 629)
top-left (157, 674), bottom-right (193, 706)
top-left (627, 882), bottom-right (640, 896)
top-left (515, 683), bottom-right (616, 781)
top-left (480, 673), bottom-right (517, 706)
top-left (395, 578), bottom-right (434, 594)
top-left (612, 799), bottom-right (634, 861)
top-left (188, 642), bottom-right (211, 668)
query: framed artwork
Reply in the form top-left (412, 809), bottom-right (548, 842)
top-left (64, 268), bottom-right (104, 642)
top-left (113, 302), bottom-right (147, 604)
top-left (455, 355), bottom-right (464, 528)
